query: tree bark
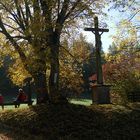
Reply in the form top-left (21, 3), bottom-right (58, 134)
top-left (49, 32), bottom-right (60, 101)
top-left (33, 72), bottom-right (50, 104)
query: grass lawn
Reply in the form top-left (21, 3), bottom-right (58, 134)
top-left (0, 98), bottom-right (91, 110)
top-left (0, 102), bottom-right (140, 140)
top-left (0, 99), bottom-right (37, 110)
top-left (70, 98), bottom-right (92, 106)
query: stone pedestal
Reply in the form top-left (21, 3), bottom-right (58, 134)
top-left (91, 85), bottom-right (111, 104)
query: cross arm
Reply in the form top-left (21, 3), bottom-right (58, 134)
top-left (84, 28), bottom-right (109, 32)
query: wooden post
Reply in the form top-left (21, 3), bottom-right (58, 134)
top-left (84, 16), bottom-right (109, 85)
top-left (84, 16), bottom-right (111, 104)
top-left (94, 17), bottom-right (103, 84)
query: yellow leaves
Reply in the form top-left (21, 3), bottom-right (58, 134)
top-left (8, 59), bottom-right (30, 86)
top-left (106, 39), bottom-right (140, 100)
top-left (113, 19), bottom-right (138, 46)
top-left (59, 56), bottom-right (83, 94)
top-left (128, 28), bottom-right (136, 35)
top-left (119, 19), bottom-right (132, 27)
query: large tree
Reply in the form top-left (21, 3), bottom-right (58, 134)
top-left (0, 0), bottom-right (105, 103)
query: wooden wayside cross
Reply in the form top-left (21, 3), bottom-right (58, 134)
top-left (84, 16), bottom-right (109, 85)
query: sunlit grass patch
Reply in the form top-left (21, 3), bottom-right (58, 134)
top-left (0, 99), bottom-right (37, 111)
top-left (70, 98), bottom-right (92, 106)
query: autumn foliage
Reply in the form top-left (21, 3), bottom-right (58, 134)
top-left (103, 40), bottom-right (140, 103)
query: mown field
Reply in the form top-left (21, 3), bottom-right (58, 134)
top-left (0, 101), bottom-right (140, 140)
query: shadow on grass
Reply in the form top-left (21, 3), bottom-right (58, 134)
top-left (0, 103), bottom-right (140, 140)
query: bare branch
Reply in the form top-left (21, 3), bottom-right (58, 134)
top-left (12, 35), bottom-right (29, 40)
top-left (33, 0), bottom-right (41, 16)
top-left (0, 17), bottom-right (27, 67)
top-left (65, 0), bottom-right (81, 20)
top-left (60, 45), bottom-right (82, 65)
top-left (14, 0), bottom-right (26, 30)
top-left (57, 0), bottom-right (60, 17)
top-left (3, 22), bottom-right (21, 32)
top-left (24, 0), bottom-right (32, 23)
top-left (0, 2), bottom-right (21, 26)
top-left (129, 9), bottom-right (140, 21)
top-left (39, 0), bottom-right (52, 23)
top-left (57, 0), bottom-right (70, 25)
top-left (19, 5), bottom-right (27, 26)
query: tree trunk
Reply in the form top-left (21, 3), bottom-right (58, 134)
top-left (49, 31), bottom-right (68, 103)
top-left (49, 32), bottom-right (60, 102)
top-left (33, 72), bottom-right (50, 104)
top-left (49, 45), bottom-right (60, 100)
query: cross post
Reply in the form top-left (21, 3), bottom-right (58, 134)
top-left (84, 16), bottom-right (109, 85)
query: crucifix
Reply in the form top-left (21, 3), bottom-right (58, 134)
top-left (84, 16), bottom-right (109, 85)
